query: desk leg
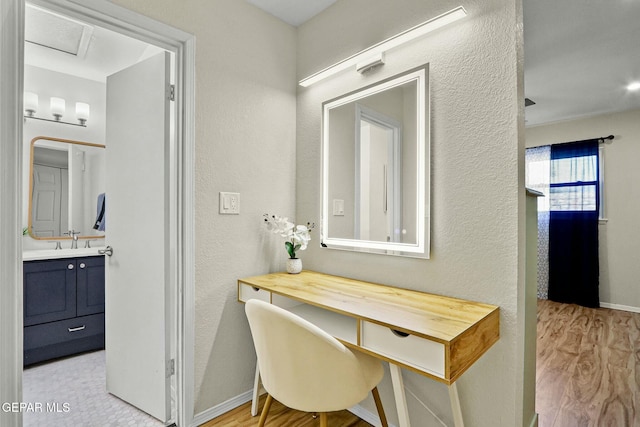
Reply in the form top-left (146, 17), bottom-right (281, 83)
top-left (389, 363), bottom-right (411, 427)
top-left (251, 360), bottom-right (260, 416)
top-left (448, 382), bottom-right (464, 427)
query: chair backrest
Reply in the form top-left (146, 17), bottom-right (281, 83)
top-left (245, 299), bottom-right (379, 413)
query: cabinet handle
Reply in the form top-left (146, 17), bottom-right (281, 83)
top-left (68, 325), bottom-right (86, 332)
top-left (390, 329), bottom-right (410, 338)
top-left (79, 263), bottom-right (86, 269)
top-left (67, 264), bottom-right (74, 270)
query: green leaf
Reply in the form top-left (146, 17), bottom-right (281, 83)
top-left (285, 241), bottom-right (295, 258)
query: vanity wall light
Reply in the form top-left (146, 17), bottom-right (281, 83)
top-left (299, 6), bottom-right (467, 87)
top-left (23, 92), bottom-right (90, 127)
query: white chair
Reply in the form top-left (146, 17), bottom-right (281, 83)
top-left (245, 299), bottom-right (388, 427)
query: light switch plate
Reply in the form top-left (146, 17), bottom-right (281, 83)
top-left (220, 192), bottom-right (240, 214)
top-left (333, 199), bottom-right (345, 216)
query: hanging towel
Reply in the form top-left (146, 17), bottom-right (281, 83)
top-left (93, 193), bottom-right (106, 231)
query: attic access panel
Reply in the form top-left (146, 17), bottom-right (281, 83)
top-left (25, 5), bottom-right (93, 58)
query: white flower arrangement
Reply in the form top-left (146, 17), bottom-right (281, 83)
top-left (263, 214), bottom-right (315, 259)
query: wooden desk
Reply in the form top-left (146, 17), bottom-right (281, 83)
top-left (238, 271), bottom-right (500, 427)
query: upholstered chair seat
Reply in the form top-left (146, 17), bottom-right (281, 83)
top-left (245, 299), bottom-right (388, 427)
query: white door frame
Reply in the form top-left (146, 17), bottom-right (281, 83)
top-left (0, 2), bottom-right (26, 427)
top-left (0, 1), bottom-right (196, 426)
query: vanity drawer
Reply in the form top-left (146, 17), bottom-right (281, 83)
top-left (24, 313), bottom-right (104, 350)
top-left (361, 321), bottom-right (445, 378)
top-left (238, 283), bottom-right (271, 303)
top-left (24, 313), bottom-right (105, 366)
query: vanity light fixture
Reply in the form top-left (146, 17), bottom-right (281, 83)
top-left (23, 93), bottom-right (90, 127)
top-left (299, 5), bottom-right (467, 87)
top-left (356, 52), bottom-right (385, 74)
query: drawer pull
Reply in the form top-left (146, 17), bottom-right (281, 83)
top-left (68, 264), bottom-right (74, 270)
top-left (68, 325), bottom-right (86, 332)
top-left (391, 329), bottom-right (410, 338)
top-left (79, 263), bottom-right (86, 269)
top-left (252, 287), bottom-right (260, 292)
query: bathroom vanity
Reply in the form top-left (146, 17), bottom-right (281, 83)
top-left (23, 250), bottom-right (105, 366)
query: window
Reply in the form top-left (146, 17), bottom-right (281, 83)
top-left (549, 153), bottom-right (598, 211)
top-left (525, 144), bottom-right (605, 218)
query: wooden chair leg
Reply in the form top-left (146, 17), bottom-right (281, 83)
top-left (372, 387), bottom-right (388, 427)
top-left (319, 412), bottom-right (328, 427)
top-left (258, 394), bottom-right (273, 427)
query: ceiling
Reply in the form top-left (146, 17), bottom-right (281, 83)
top-left (246, 0), bottom-right (640, 127)
top-left (523, 0), bottom-right (640, 126)
top-left (246, 0), bottom-right (336, 26)
top-left (24, 4), bottom-right (161, 83)
top-left (26, 2), bottom-right (640, 127)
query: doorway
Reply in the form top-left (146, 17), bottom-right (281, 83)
top-left (355, 104), bottom-right (402, 243)
top-left (23, 4), bottom-right (173, 424)
top-left (6, 1), bottom-right (196, 426)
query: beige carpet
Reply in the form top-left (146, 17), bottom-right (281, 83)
top-left (22, 350), bottom-right (163, 427)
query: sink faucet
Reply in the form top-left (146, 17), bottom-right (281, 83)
top-left (65, 230), bottom-right (81, 249)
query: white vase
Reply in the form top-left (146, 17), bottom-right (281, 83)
top-left (286, 258), bottom-right (302, 274)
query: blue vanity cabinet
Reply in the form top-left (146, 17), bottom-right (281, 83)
top-left (23, 256), bottom-right (105, 366)
top-left (76, 256), bottom-right (106, 316)
top-left (23, 259), bottom-right (77, 327)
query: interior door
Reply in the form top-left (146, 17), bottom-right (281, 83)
top-left (105, 52), bottom-right (171, 422)
top-left (31, 164), bottom-right (64, 237)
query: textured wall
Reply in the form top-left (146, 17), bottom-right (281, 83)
top-left (110, 0), bottom-right (298, 414)
top-left (297, 1), bottom-right (525, 425)
top-left (526, 108), bottom-right (640, 310)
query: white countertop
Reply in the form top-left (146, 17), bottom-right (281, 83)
top-left (23, 247), bottom-right (107, 261)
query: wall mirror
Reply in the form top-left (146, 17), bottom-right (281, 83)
top-left (321, 65), bottom-right (430, 258)
top-left (28, 136), bottom-right (106, 240)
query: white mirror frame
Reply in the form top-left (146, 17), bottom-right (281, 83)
top-left (321, 65), bottom-right (430, 258)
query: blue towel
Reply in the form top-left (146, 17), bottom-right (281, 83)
top-left (93, 193), bottom-right (106, 231)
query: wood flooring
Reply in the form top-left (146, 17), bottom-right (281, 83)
top-left (201, 395), bottom-right (372, 427)
top-left (203, 299), bottom-right (640, 426)
top-left (536, 299), bottom-right (640, 427)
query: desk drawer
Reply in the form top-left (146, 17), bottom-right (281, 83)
top-left (361, 321), bottom-right (445, 378)
top-left (238, 283), bottom-right (271, 303)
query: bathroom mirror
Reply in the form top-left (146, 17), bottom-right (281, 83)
top-left (28, 136), bottom-right (106, 240)
top-left (321, 65), bottom-right (430, 258)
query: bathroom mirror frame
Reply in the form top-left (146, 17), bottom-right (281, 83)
top-left (321, 65), bottom-right (430, 258)
top-left (28, 136), bottom-right (106, 241)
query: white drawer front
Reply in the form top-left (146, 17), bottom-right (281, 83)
top-left (238, 284), bottom-right (271, 303)
top-left (361, 321), bottom-right (445, 378)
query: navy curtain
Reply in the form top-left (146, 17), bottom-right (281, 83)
top-left (548, 139), bottom-right (600, 308)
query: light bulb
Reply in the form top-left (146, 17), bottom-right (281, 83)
top-left (76, 102), bottom-right (90, 125)
top-left (627, 82), bottom-right (640, 92)
top-left (24, 92), bottom-right (38, 116)
top-left (50, 97), bottom-right (65, 121)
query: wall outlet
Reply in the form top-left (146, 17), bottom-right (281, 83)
top-left (219, 192), bottom-right (240, 214)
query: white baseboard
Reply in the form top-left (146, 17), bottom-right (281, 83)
top-left (599, 302), bottom-right (640, 313)
top-left (348, 404), bottom-right (397, 427)
top-left (190, 391), bottom-right (395, 427)
top-left (191, 389), bottom-right (254, 427)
